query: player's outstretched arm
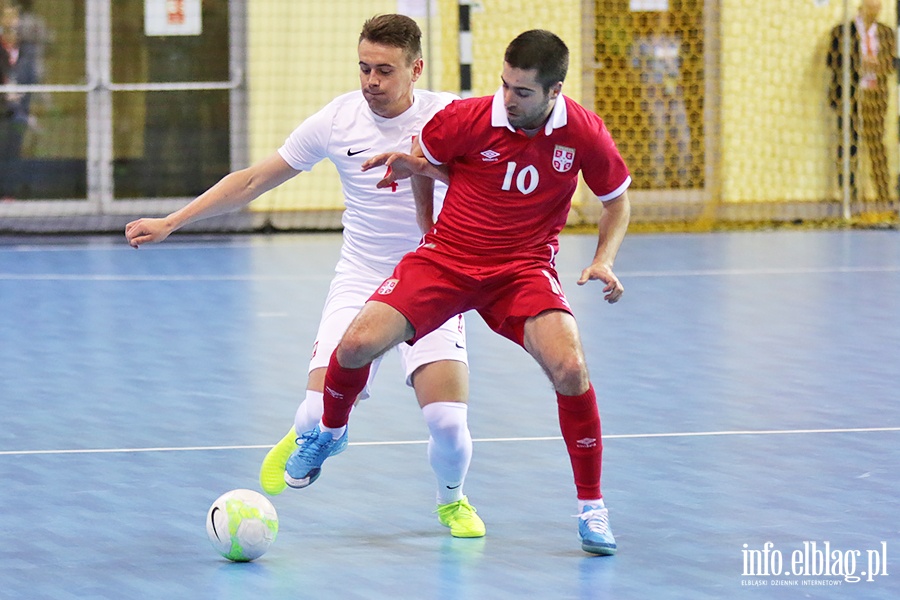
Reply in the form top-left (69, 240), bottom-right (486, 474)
top-left (577, 191), bottom-right (631, 304)
top-left (125, 153), bottom-right (299, 248)
top-left (361, 151), bottom-right (449, 188)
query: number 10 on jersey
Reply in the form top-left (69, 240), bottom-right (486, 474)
top-left (501, 162), bottom-right (539, 194)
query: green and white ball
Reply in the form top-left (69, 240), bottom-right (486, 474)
top-left (206, 489), bottom-right (278, 562)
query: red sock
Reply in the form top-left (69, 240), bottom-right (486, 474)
top-left (557, 384), bottom-right (603, 500)
top-left (321, 349), bottom-right (370, 428)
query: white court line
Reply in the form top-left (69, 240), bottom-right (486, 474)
top-left (0, 241), bottom-right (265, 253)
top-left (1, 426), bottom-right (898, 457)
top-left (619, 265), bottom-right (900, 278)
top-left (0, 273), bottom-right (328, 281)
top-left (2, 265), bottom-right (899, 282)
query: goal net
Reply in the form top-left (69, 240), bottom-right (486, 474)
top-left (1, 0), bottom-right (896, 234)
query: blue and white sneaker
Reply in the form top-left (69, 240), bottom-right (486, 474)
top-left (577, 504), bottom-right (617, 555)
top-left (284, 425), bottom-right (348, 489)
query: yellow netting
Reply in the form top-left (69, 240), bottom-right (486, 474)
top-left (588, 0), bottom-right (898, 231)
top-left (2, 0), bottom-right (897, 233)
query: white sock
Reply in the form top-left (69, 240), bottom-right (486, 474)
top-left (422, 402), bottom-right (472, 505)
top-left (293, 390), bottom-right (324, 434)
top-left (578, 498), bottom-right (605, 512)
top-left (295, 391), bottom-right (347, 439)
top-left (318, 422), bottom-right (347, 439)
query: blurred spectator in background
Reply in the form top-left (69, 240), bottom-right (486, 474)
top-left (16, 0), bottom-right (48, 82)
top-left (1, 1), bottom-right (40, 199)
top-left (827, 0), bottom-right (896, 203)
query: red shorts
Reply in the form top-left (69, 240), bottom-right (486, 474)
top-left (369, 245), bottom-right (573, 347)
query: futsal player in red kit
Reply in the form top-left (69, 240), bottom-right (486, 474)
top-left (284, 29), bottom-right (631, 555)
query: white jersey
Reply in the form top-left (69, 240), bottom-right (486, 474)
top-left (278, 89), bottom-right (458, 273)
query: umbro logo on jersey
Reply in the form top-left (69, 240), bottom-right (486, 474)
top-left (347, 148), bottom-right (370, 156)
top-left (480, 149), bottom-right (500, 161)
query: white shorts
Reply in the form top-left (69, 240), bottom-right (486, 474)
top-left (309, 261), bottom-right (468, 399)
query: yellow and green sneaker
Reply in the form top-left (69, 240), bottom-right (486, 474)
top-left (259, 427), bottom-right (297, 496)
top-left (435, 496), bottom-right (486, 538)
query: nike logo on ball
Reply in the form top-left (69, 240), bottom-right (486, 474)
top-left (347, 148), bottom-right (370, 156)
top-left (209, 507), bottom-right (222, 540)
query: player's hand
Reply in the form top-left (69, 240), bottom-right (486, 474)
top-left (361, 152), bottom-right (419, 189)
top-left (125, 218), bottom-right (173, 248)
top-left (577, 263), bottom-right (624, 304)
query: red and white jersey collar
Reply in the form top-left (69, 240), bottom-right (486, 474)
top-left (490, 87), bottom-right (568, 135)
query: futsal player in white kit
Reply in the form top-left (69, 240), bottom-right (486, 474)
top-left (124, 14), bottom-right (485, 538)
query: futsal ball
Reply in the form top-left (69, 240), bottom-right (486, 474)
top-left (206, 489), bottom-right (278, 562)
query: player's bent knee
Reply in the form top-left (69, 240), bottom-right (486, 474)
top-left (335, 336), bottom-right (378, 369)
top-left (550, 361), bottom-right (590, 396)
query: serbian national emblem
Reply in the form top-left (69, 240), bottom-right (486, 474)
top-left (552, 145), bottom-right (575, 173)
top-left (377, 278), bottom-right (398, 295)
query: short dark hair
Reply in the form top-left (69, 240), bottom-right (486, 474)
top-left (359, 14), bottom-right (423, 66)
top-left (504, 30), bottom-right (569, 90)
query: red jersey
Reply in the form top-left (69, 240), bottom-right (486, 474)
top-left (419, 90), bottom-right (630, 258)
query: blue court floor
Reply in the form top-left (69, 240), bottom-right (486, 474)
top-left (0, 229), bottom-right (898, 599)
